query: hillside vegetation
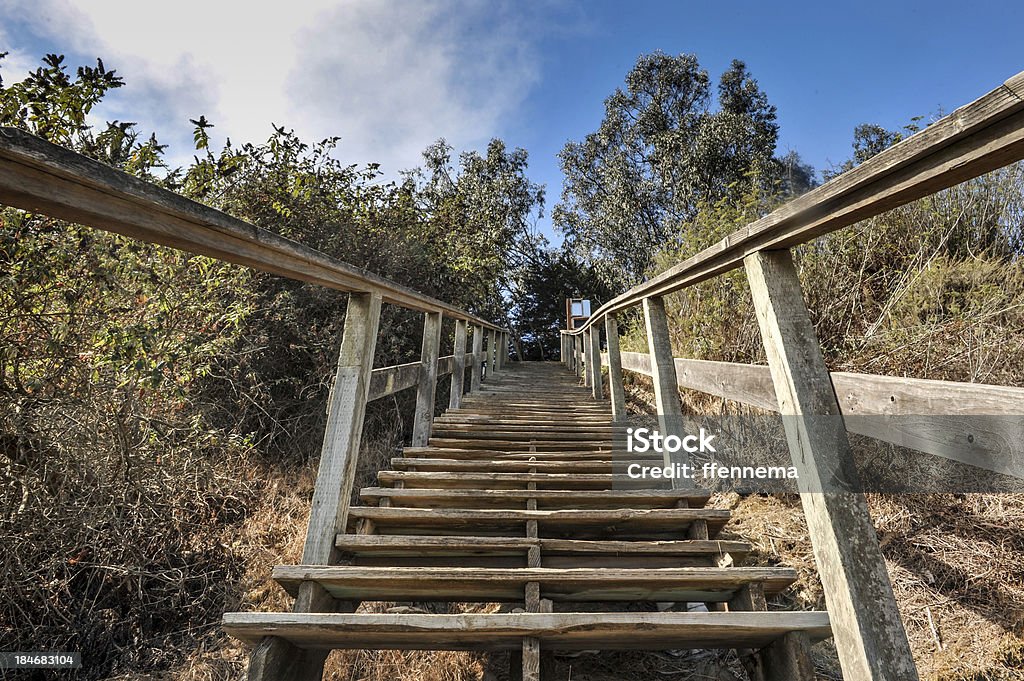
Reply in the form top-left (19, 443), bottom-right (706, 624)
top-left (2, 50), bottom-right (1023, 681)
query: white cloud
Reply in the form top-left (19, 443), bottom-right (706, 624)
top-left (0, 21), bottom-right (42, 87)
top-left (0, 0), bottom-right (550, 172)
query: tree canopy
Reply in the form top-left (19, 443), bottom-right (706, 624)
top-left (555, 53), bottom-right (782, 289)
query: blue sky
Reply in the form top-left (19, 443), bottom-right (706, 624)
top-left (2, 0), bottom-right (1023, 243)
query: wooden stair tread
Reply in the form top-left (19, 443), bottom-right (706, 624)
top-left (272, 565), bottom-right (796, 602)
top-left (359, 487), bottom-right (710, 509)
top-left (399, 447), bottom-right (626, 461)
top-left (388, 458), bottom-right (656, 473)
top-left (427, 438), bottom-right (614, 452)
top-left (223, 611), bottom-right (832, 650)
top-left (334, 534), bottom-right (748, 556)
top-left (347, 507), bottom-right (729, 538)
top-left (376, 470), bottom-right (660, 490)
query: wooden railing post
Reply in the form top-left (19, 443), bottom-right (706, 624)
top-left (588, 323), bottom-right (603, 399)
top-left (744, 249), bottom-right (918, 681)
top-left (470, 325), bottom-right (484, 391)
top-left (642, 296), bottom-right (688, 486)
top-left (574, 334), bottom-right (583, 378)
top-left (412, 311), bottom-right (443, 447)
top-left (604, 314), bottom-right (626, 419)
top-left (302, 291), bottom-right (382, 563)
top-left (485, 329), bottom-right (496, 381)
top-left (449, 319), bottom-right (468, 409)
top-left (247, 291), bottom-right (383, 681)
top-left (582, 329), bottom-right (593, 388)
top-left (496, 331), bottom-right (506, 371)
top-left (561, 333), bottom-right (569, 368)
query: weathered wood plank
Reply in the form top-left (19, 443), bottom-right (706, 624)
top-left (412, 312), bottom-right (443, 447)
top-left (358, 487), bottom-right (711, 509)
top-left (271, 565), bottom-right (798, 602)
top-left (346, 506), bottom-right (730, 538)
top-left (745, 249), bottom-right (918, 680)
top-left (589, 325), bottom-right (603, 400)
top-left (582, 329), bottom-right (592, 388)
top-left (449, 320), bottom-right (469, 409)
top-left (604, 314), bottom-right (627, 419)
top-left (616, 351), bottom-right (1024, 475)
top-left (761, 631), bottom-right (816, 681)
top-left (376, 470), bottom-right (653, 490)
top-left (333, 535), bottom-right (745, 557)
top-left (642, 296), bottom-right (690, 490)
top-left (302, 292), bottom-right (382, 565)
top-left (470, 325), bottom-right (484, 392)
top-left (574, 335), bottom-right (584, 378)
top-left (223, 611), bottom-right (833, 650)
top-left (366, 355), bottom-right (460, 402)
top-left (486, 329), bottom-right (497, 381)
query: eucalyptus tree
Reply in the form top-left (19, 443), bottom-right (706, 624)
top-left (555, 53), bottom-right (780, 289)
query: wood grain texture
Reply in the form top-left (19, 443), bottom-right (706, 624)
top-left (333, 534), bottom-right (746, 557)
top-left (346, 506), bottom-right (730, 538)
top-left (271, 565), bottom-right (798, 602)
top-left (470, 325), bottom-right (484, 392)
top-left (449, 320), bottom-right (469, 409)
top-left (589, 325), bottom-right (603, 400)
top-left (486, 329), bottom-right (497, 381)
top-left (604, 315), bottom-right (627, 419)
top-left (616, 351), bottom-right (1024, 475)
top-left (412, 312), bottom-right (443, 447)
top-left (746, 249), bottom-right (918, 680)
top-left (222, 611), bottom-right (833, 650)
top-left (358, 487), bottom-right (709, 509)
top-left (302, 292), bottom-right (382, 566)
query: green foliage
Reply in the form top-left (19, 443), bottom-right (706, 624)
top-left (0, 52), bottom-right (548, 678)
top-left (618, 185), bottom-right (774, 362)
top-left (506, 249), bottom-right (616, 360)
top-left (414, 138), bottom-right (546, 318)
top-left (555, 53), bottom-right (781, 289)
top-left (622, 117), bottom-right (1024, 389)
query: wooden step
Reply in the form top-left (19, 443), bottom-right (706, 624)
top-left (435, 411), bottom-right (613, 420)
top-left (455, 403), bottom-right (610, 414)
top-left (426, 439), bottom-right (614, 452)
top-left (431, 422), bottom-right (618, 433)
top-left (347, 507), bottom-right (729, 539)
top-left (399, 447), bottom-right (632, 461)
top-left (272, 565), bottom-right (797, 603)
top-left (223, 611), bottom-right (832, 650)
top-left (388, 458), bottom-right (652, 474)
top-left (334, 535), bottom-right (749, 568)
top-left (359, 487), bottom-right (710, 509)
top-left (376, 470), bottom-right (660, 490)
top-left (430, 428), bottom-right (615, 441)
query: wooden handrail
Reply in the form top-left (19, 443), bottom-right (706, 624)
top-left (565, 70), bottom-right (1024, 336)
top-left (0, 127), bottom-right (506, 331)
top-left (559, 70), bottom-right (1024, 681)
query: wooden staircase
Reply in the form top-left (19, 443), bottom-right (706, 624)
top-left (223, 362), bottom-right (831, 679)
